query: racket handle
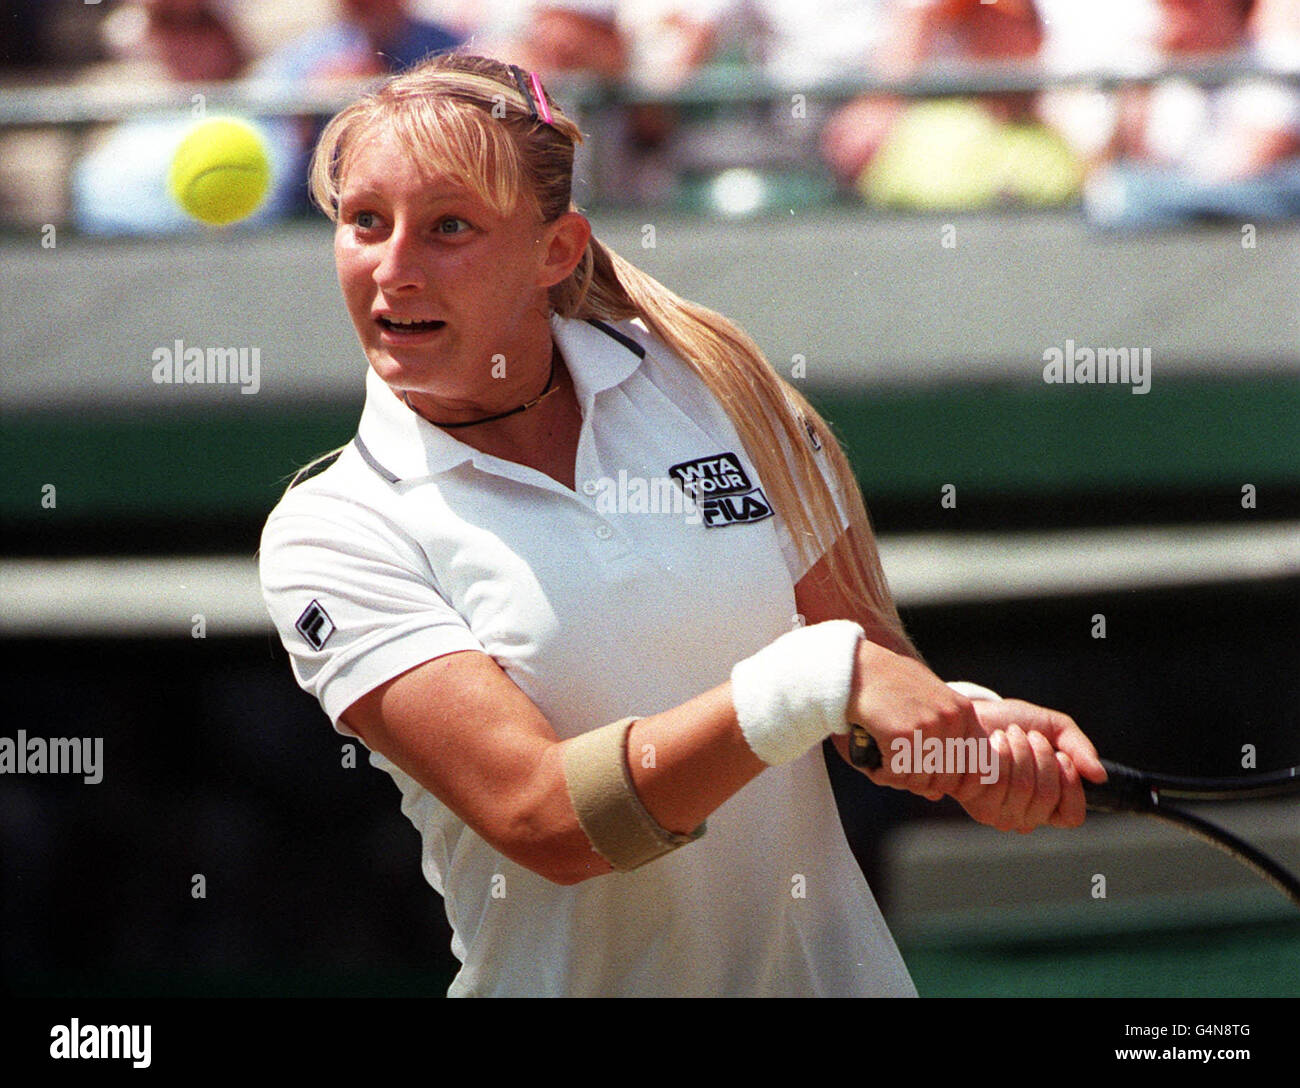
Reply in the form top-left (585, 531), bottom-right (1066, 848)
top-left (851, 729), bottom-right (1141, 814)
top-left (849, 724), bottom-right (881, 769)
top-left (1082, 759), bottom-right (1153, 812)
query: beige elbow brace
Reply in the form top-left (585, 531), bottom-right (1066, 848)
top-left (562, 717), bottom-right (706, 872)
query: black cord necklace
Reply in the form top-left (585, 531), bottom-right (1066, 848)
top-left (405, 348), bottom-right (560, 429)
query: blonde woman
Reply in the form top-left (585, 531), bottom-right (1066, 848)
top-left (259, 52), bottom-right (1105, 997)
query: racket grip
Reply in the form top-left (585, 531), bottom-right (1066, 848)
top-left (849, 724), bottom-right (881, 769)
top-left (851, 731), bottom-right (1143, 813)
top-left (1082, 759), bottom-right (1153, 813)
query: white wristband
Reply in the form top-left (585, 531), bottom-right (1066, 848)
top-left (730, 620), bottom-right (864, 766)
top-left (946, 681), bottom-right (1003, 702)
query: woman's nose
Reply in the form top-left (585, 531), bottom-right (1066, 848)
top-left (373, 225), bottom-right (426, 292)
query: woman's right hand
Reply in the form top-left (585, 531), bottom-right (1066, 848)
top-left (846, 640), bottom-right (1103, 830)
top-left (848, 639), bottom-right (988, 802)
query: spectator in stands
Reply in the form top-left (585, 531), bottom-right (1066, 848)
top-left (70, 0), bottom-right (281, 236)
top-left (445, 2), bottom-right (629, 80)
top-left (541, 2), bottom-right (892, 207)
top-left (820, 0), bottom-right (1084, 210)
top-left (257, 1), bottom-right (466, 217)
top-left (607, 0), bottom-right (887, 90)
top-left (610, 1), bottom-right (1079, 210)
top-left (1030, 0), bottom-right (1159, 176)
top-left (520, 2), bottom-right (630, 79)
top-left (1083, 0), bottom-right (1300, 227)
top-left (260, 0), bottom-right (462, 85)
top-left (100, 0), bottom-right (248, 82)
top-left (460, 3), bottom-right (648, 201)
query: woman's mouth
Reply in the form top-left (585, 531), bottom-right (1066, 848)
top-left (376, 315), bottom-right (446, 341)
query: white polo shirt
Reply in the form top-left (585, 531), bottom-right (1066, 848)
top-left (259, 314), bottom-right (916, 997)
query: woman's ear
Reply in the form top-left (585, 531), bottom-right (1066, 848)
top-left (537, 211), bottom-right (592, 289)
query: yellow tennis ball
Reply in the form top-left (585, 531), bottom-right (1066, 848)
top-left (168, 117), bottom-right (271, 226)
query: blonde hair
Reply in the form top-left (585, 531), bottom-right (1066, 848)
top-left (308, 52), bottom-right (915, 656)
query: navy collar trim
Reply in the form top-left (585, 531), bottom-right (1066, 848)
top-left (353, 315), bottom-right (648, 485)
top-left (587, 318), bottom-right (646, 359)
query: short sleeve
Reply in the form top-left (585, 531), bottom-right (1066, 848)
top-left (632, 322), bottom-right (853, 587)
top-left (766, 397), bottom-right (853, 585)
top-left (259, 495), bottom-right (485, 736)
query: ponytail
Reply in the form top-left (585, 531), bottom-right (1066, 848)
top-left (557, 237), bottom-right (916, 657)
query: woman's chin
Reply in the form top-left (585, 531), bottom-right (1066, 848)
top-left (367, 349), bottom-right (439, 390)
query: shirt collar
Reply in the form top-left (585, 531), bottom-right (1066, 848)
top-left (353, 315), bottom-right (646, 484)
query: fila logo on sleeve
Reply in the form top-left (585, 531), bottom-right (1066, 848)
top-left (296, 599), bottom-right (336, 650)
top-left (669, 452), bottom-right (774, 528)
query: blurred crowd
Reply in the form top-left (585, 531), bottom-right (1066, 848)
top-left (1, 0), bottom-right (1299, 232)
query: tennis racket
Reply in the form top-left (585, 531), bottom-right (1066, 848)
top-left (848, 725), bottom-right (1300, 908)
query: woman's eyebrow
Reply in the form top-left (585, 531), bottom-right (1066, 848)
top-left (340, 180), bottom-right (485, 205)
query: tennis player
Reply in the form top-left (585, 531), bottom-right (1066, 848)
top-left (259, 52), bottom-right (1107, 997)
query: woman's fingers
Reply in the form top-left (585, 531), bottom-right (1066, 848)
top-left (980, 726), bottom-right (1013, 830)
top-left (953, 725), bottom-right (1075, 834)
top-left (1017, 728), bottom-right (1063, 832)
top-left (1050, 751), bottom-right (1087, 828)
top-left (994, 724), bottom-right (1035, 831)
top-left (985, 700), bottom-right (1106, 785)
top-left (987, 728), bottom-right (1086, 833)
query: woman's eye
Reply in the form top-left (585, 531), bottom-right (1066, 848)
top-left (354, 211), bottom-right (378, 230)
top-left (437, 217), bottom-right (469, 235)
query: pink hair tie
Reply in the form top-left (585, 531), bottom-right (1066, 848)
top-left (528, 70), bottom-right (554, 125)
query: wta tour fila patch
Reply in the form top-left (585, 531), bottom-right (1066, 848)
top-left (295, 599), bottom-right (335, 650)
top-left (669, 452), bottom-right (774, 528)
